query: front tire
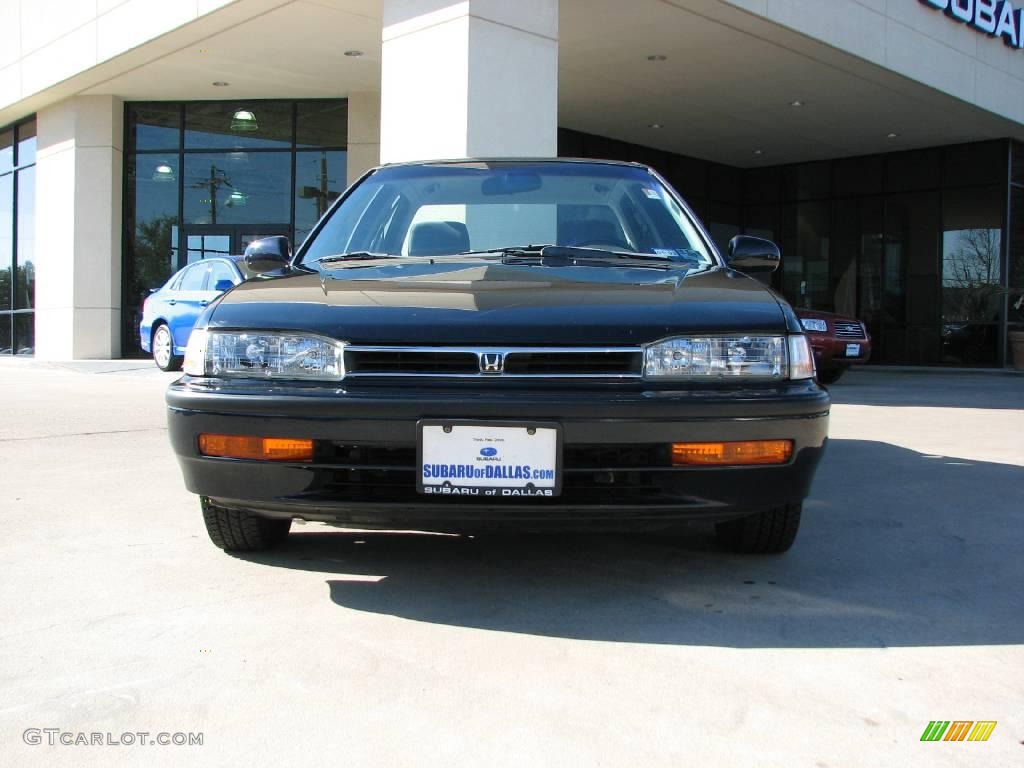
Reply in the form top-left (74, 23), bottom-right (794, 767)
top-left (817, 366), bottom-right (844, 384)
top-left (201, 497), bottom-right (291, 552)
top-left (715, 503), bottom-right (802, 554)
top-left (152, 323), bottom-right (183, 371)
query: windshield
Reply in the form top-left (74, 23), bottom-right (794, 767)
top-left (299, 161), bottom-right (717, 266)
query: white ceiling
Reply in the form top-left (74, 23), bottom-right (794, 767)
top-left (67, 0), bottom-right (1024, 167)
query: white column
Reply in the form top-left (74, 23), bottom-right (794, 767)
top-left (346, 91), bottom-right (381, 186)
top-left (380, 0), bottom-right (558, 163)
top-left (33, 96), bottom-right (123, 360)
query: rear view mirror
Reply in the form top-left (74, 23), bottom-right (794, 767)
top-left (244, 236), bottom-right (292, 274)
top-left (214, 279), bottom-right (234, 293)
top-left (481, 171), bottom-right (543, 196)
top-left (727, 236), bottom-right (781, 273)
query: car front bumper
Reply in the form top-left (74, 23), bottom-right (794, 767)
top-left (166, 379), bottom-right (830, 532)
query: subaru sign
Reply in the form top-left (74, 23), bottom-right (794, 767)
top-left (920, 0), bottom-right (1024, 48)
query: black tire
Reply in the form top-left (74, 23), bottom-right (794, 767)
top-left (201, 497), bottom-right (291, 552)
top-left (817, 366), bottom-right (844, 384)
top-left (152, 323), bottom-right (183, 372)
top-left (715, 503), bottom-right (802, 554)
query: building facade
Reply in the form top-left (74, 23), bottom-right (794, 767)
top-left (1, 0), bottom-right (1023, 366)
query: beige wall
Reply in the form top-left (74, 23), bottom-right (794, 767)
top-left (33, 96), bottom-right (123, 360)
top-left (721, 0), bottom-right (1024, 126)
top-left (0, 0), bottom-right (238, 116)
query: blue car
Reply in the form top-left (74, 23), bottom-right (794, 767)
top-left (140, 256), bottom-right (255, 370)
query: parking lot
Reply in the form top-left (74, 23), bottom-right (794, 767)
top-left (1, 362), bottom-right (1021, 767)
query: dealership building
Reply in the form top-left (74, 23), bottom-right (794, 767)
top-left (1, 0), bottom-right (1023, 366)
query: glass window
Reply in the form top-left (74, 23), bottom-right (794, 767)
top-left (297, 101), bottom-right (348, 148)
top-left (0, 130), bottom-right (12, 174)
top-left (128, 104), bottom-right (181, 153)
top-left (709, 164), bottom-right (741, 203)
top-left (943, 141), bottom-right (1006, 188)
top-left (0, 174), bottom-right (11, 310)
top-left (833, 155), bottom-right (882, 197)
top-left (14, 312), bottom-right (33, 355)
top-left (16, 119), bottom-right (36, 167)
top-left (16, 166), bottom-right (35, 309)
top-left (1013, 141), bottom-right (1024, 186)
top-left (796, 201), bottom-right (831, 310)
top-left (744, 168), bottom-right (780, 204)
top-left (184, 152), bottom-right (292, 225)
top-left (186, 234), bottom-right (231, 263)
top-left (941, 186), bottom-right (1003, 365)
top-left (127, 155), bottom-right (180, 306)
top-left (708, 202), bottom-right (739, 254)
top-left (209, 260), bottom-right (237, 288)
top-left (0, 313), bottom-right (9, 353)
top-left (1009, 186), bottom-right (1024, 329)
top-left (185, 102), bottom-right (292, 150)
top-left (887, 149), bottom-right (941, 193)
top-left (782, 162), bottom-right (830, 201)
top-left (179, 263), bottom-right (209, 291)
top-left (294, 150), bottom-right (346, 243)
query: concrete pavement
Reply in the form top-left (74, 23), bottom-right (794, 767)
top-left (1, 364), bottom-right (1021, 767)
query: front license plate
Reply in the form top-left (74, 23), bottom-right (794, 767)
top-left (418, 422), bottom-right (560, 498)
top-left (845, 343), bottom-right (861, 358)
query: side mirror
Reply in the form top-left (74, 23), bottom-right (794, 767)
top-left (727, 236), bottom-right (781, 273)
top-left (244, 236), bottom-right (292, 274)
top-left (214, 279), bottom-right (234, 293)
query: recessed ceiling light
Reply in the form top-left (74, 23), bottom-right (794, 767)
top-left (887, 132), bottom-right (899, 139)
top-left (344, 50), bottom-right (364, 57)
top-left (648, 123), bottom-right (663, 129)
top-left (789, 100), bottom-right (805, 107)
top-left (212, 81), bottom-right (229, 87)
top-left (753, 149), bottom-right (764, 156)
top-left (647, 54), bottom-right (667, 61)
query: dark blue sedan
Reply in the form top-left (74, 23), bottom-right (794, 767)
top-left (140, 256), bottom-right (256, 370)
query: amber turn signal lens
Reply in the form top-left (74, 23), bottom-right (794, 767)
top-left (671, 440), bottom-right (793, 466)
top-left (199, 434), bottom-right (314, 462)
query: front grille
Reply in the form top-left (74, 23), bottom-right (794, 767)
top-left (302, 441), bottom-right (690, 506)
top-left (833, 321), bottom-right (866, 339)
top-left (346, 351), bottom-right (478, 375)
top-left (503, 351), bottom-right (641, 375)
top-left (343, 346), bottom-right (643, 378)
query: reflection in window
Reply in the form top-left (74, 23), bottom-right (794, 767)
top-left (184, 152), bottom-right (291, 225)
top-left (294, 150), bottom-right (346, 243)
top-left (941, 187), bottom-right (1003, 365)
top-left (129, 103), bottom-right (181, 152)
top-left (0, 175), bottom-right (11, 310)
top-left (16, 166), bottom-right (34, 309)
top-left (297, 102), bottom-right (348, 148)
top-left (186, 102), bottom-right (293, 150)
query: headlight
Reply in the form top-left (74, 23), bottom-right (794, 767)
top-left (800, 318), bottom-right (828, 333)
top-left (643, 336), bottom-right (786, 379)
top-left (185, 330), bottom-right (346, 380)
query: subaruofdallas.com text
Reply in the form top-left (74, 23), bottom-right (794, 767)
top-left (24, 728), bottom-right (203, 746)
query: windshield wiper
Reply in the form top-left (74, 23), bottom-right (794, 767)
top-left (313, 252), bottom-right (405, 264)
top-left (458, 244), bottom-right (702, 266)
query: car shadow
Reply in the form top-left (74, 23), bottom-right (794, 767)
top-left (239, 438), bottom-right (1024, 649)
top-left (827, 370), bottom-right (1024, 410)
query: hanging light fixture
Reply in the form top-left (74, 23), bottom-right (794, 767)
top-left (226, 189), bottom-right (248, 207)
top-left (152, 162), bottom-right (176, 182)
top-left (230, 109), bottom-right (259, 132)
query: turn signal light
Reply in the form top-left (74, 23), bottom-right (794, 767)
top-left (199, 434), bottom-right (314, 462)
top-left (671, 440), bottom-right (793, 466)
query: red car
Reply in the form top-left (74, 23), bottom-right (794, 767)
top-left (794, 308), bottom-right (872, 384)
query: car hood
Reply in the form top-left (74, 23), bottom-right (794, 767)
top-left (208, 258), bottom-right (790, 345)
